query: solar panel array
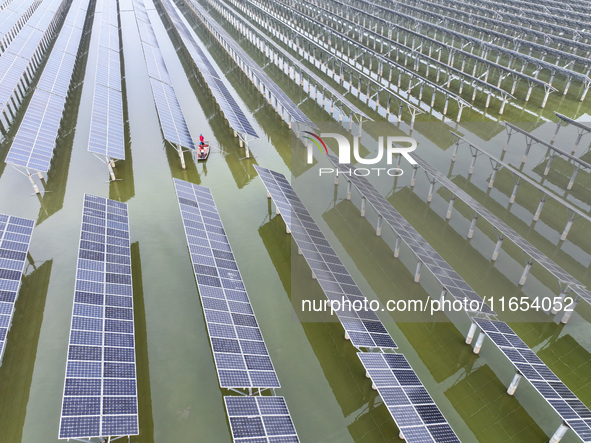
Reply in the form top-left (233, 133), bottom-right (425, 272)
top-left (326, 151), bottom-right (591, 439)
top-left (132, 0), bottom-right (194, 150)
top-left (186, 0), bottom-right (315, 128)
top-left (0, 0), bottom-right (66, 128)
top-left (59, 194), bottom-right (138, 440)
top-left (357, 353), bottom-right (460, 443)
top-left (173, 178), bottom-right (280, 389)
top-left (224, 396), bottom-right (299, 442)
top-left (5, 0), bottom-right (88, 173)
top-left (0, 214), bottom-right (34, 365)
top-left (159, 0), bottom-right (258, 138)
top-left (326, 155), bottom-right (494, 315)
top-left (254, 166), bottom-right (462, 438)
top-left (0, 0), bottom-right (41, 54)
top-left (474, 318), bottom-right (591, 442)
top-left (210, 0), bottom-right (370, 121)
top-left (254, 165), bottom-right (397, 350)
top-left (505, 123), bottom-right (591, 172)
top-left (410, 153), bottom-right (591, 306)
top-left (88, 0), bottom-right (125, 160)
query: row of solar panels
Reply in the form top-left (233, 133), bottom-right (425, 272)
top-left (255, 166), bottom-right (460, 443)
top-left (5, 0), bottom-right (89, 173)
top-left (0, 214), bottom-right (34, 365)
top-left (87, 0), bottom-right (125, 160)
top-left (158, 0), bottom-right (259, 139)
top-left (59, 194), bottom-right (139, 439)
top-left (185, 0), bottom-right (316, 128)
top-left (325, 155), bottom-right (591, 442)
top-left (173, 178), bottom-right (300, 442)
top-left (132, 0), bottom-right (194, 151)
top-left (0, 0), bottom-right (41, 54)
top-left (409, 154), bottom-right (591, 306)
top-left (0, 0), bottom-right (67, 131)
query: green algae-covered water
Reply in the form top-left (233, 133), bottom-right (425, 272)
top-left (0, 0), bottom-right (589, 442)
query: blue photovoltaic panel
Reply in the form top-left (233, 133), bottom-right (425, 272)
top-left (0, 214), bottom-right (34, 366)
top-left (357, 353), bottom-right (460, 443)
top-left (224, 396), bottom-right (299, 442)
top-left (187, 0), bottom-right (315, 128)
top-left (141, 41), bottom-right (171, 85)
top-left (411, 152), bottom-right (591, 307)
top-left (95, 44), bottom-right (122, 91)
top-left (132, 0), bottom-right (195, 150)
top-left (88, 0), bottom-right (125, 160)
top-left (88, 84), bottom-right (125, 159)
top-left (99, 22), bottom-right (119, 49)
top-left (59, 195), bottom-right (138, 440)
top-left (35, 50), bottom-right (77, 97)
top-left (474, 318), bottom-right (591, 442)
top-left (159, 0), bottom-right (259, 138)
top-left (173, 178), bottom-right (280, 389)
top-left (254, 166), bottom-right (397, 350)
top-left (0, 0), bottom-right (66, 122)
top-left (5, 0), bottom-right (88, 172)
top-left (0, 0), bottom-right (41, 54)
top-left (150, 78), bottom-right (194, 150)
top-left (6, 89), bottom-right (65, 172)
top-left (326, 155), bottom-right (494, 315)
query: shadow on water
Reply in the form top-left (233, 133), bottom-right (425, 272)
top-left (258, 214), bottom-right (397, 441)
top-left (130, 242), bottom-right (155, 442)
top-left (0, 259), bottom-right (53, 442)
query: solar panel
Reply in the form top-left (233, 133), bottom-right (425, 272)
top-left (357, 353), bottom-right (460, 443)
top-left (87, 0), bottom-right (125, 161)
top-left (132, 0), bottom-right (195, 150)
top-left (159, 0), bottom-right (259, 138)
top-left (410, 153), bottom-right (591, 305)
top-left (0, 0), bottom-right (41, 54)
top-left (88, 84), bottom-right (125, 159)
top-left (212, 0), bottom-right (369, 121)
top-left (99, 22), bottom-right (119, 50)
top-left (224, 396), bottom-right (300, 442)
top-left (5, 0), bottom-right (88, 172)
top-left (173, 179), bottom-right (280, 389)
top-left (0, 0), bottom-right (66, 124)
top-left (473, 318), bottom-right (591, 442)
top-left (0, 214), bottom-right (34, 366)
top-left (35, 50), bottom-right (76, 97)
top-left (326, 155), bottom-right (494, 315)
top-left (141, 40), bottom-right (171, 85)
top-left (185, 0), bottom-right (315, 128)
top-left (59, 194), bottom-right (138, 440)
top-left (149, 78), bottom-right (194, 150)
top-left (254, 166), bottom-right (397, 350)
top-left (95, 45), bottom-right (122, 91)
top-left (6, 89), bottom-right (65, 172)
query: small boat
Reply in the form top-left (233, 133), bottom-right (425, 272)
top-left (196, 141), bottom-right (210, 161)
